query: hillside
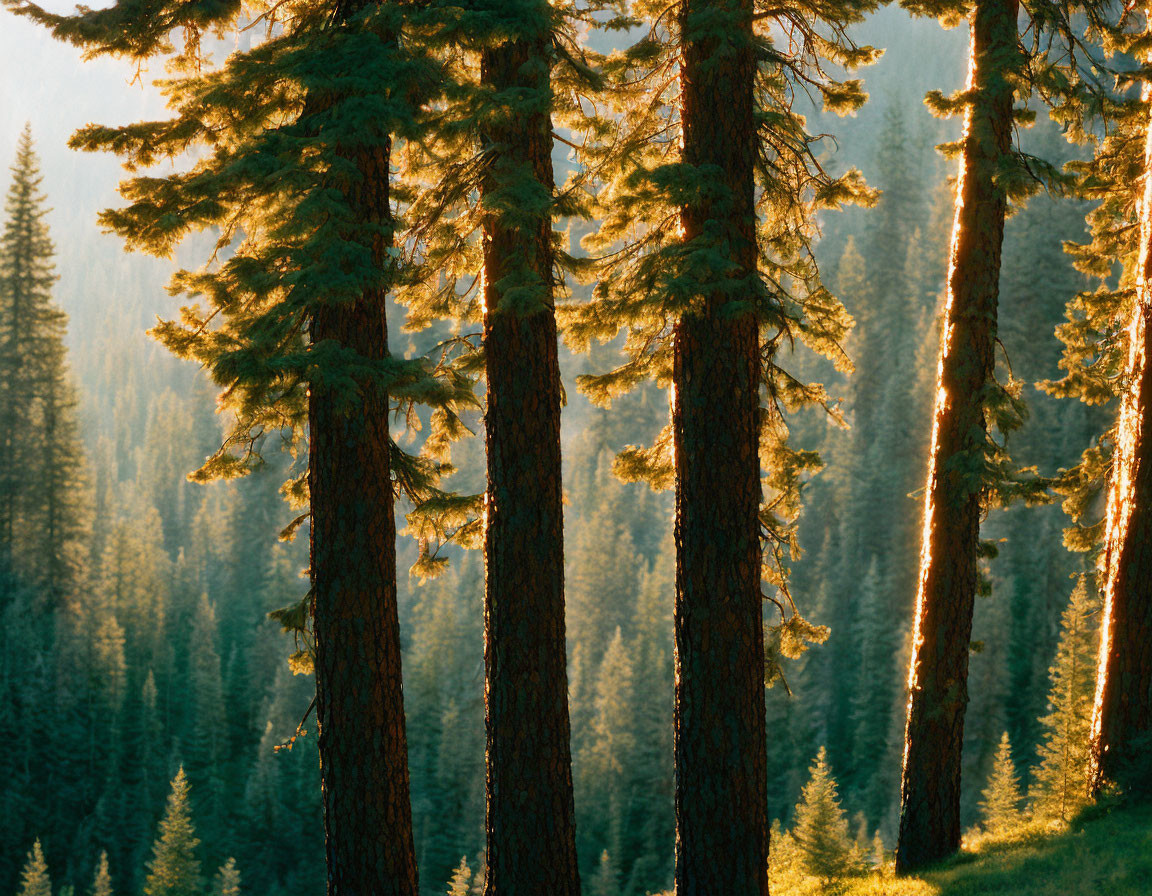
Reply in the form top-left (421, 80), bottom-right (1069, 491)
top-left (778, 805), bottom-right (1152, 895)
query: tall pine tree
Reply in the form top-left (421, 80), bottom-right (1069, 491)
top-left (9, 3), bottom-right (482, 892)
top-left (1086, 12), bottom-right (1152, 800)
top-left (564, 3), bottom-right (880, 891)
top-left (894, 0), bottom-right (1099, 869)
top-left (476, 5), bottom-right (580, 891)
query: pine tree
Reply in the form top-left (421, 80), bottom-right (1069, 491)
top-left (792, 747), bottom-right (860, 887)
top-left (184, 594), bottom-right (227, 845)
top-left (398, 3), bottom-right (602, 891)
top-left (210, 859), bottom-right (240, 896)
top-left (564, 3), bottom-right (880, 890)
top-left (476, 7), bottom-right (581, 891)
top-left (11, 4), bottom-right (488, 894)
top-left (0, 125), bottom-right (88, 605)
top-left (979, 733), bottom-right (1024, 836)
top-left (89, 851), bottom-right (112, 896)
top-left (0, 125), bottom-right (52, 589)
top-left (447, 858), bottom-right (471, 896)
top-left (589, 851), bottom-right (618, 896)
top-left (1086, 23), bottom-right (1152, 800)
top-left (576, 628), bottom-right (636, 879)
top-left (17, 840), bottom-right (51, 896)
top-left (894, 0), bottom-right (1092, 870)
top-left (143, 769), bottom-right (202, 896)
top-left (1032, 577), bottom-right (1100, 821)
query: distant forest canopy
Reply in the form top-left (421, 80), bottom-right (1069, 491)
top-left (0, 2), bottom-right (1145, 896)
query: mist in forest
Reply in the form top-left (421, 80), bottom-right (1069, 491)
top-left (0, 4), bottom-right (1131, 896)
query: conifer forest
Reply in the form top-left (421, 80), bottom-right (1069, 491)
top-left (5, 0), bottom-right (1152, 894)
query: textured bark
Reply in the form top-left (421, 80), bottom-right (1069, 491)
top-left (673, 2), bottom-right (769, 894)
top-left (896, 0), bottom-right (1017, 873)
top-left (480, 28), bottom-right (581, 896)
top-left (1088, 71), bottom-right (1152, 798)
top-left (309, 5), bottom-right (419, 894)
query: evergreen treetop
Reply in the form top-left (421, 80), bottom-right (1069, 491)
top-left (89, 852), bottom-right (113, 896)
top-left (143, 768), bottom-right (202, 896)
top-left (1031, 576), bottom-right (1100, 823)
top-left (17, 840), bottom-right (51, 896)
top-left (979, 732), bottom-right (1025, 837)
top-left (559, 0), bottom-right (887, 683)
top-left (792, 746), bottom-right (861, 885)
top-left (0, 125), bottom-right (89, 603)
top-left (210, 858), bottom-right (240, 896)
top-left (446, 856), bottom-right (471, 896)
top-left (5, 0), bottom-right (479, 572)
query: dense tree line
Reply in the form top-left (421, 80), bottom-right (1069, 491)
top-left (4, 0), bottom-right (1152, 894)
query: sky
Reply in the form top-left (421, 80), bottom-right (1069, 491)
top-left (0, 5), bottom-right (179, 362)
top-left (0, 3), bottom-right (965, 373)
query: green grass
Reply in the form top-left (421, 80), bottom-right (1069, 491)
top-left (777, 804), bottom-right (1152, 896)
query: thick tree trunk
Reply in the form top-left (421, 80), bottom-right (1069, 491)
top-left (309, 6), bottom-right (419, 895)
top-left (480, 27), bottom-right (581, 896)
top-left (673, 2), bottom-right (769, 894)
top-left (896, 0), bottom-right (1017, 873)
top-left (1088, 75), bottom-right (1152, 799)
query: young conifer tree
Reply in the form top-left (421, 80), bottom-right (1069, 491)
top-left (792, 747), bottom-right (860, 887)
top-left (563, 2), bottom-right (881, 892)
top-left (89, 852), bottom-right (112, 896)
top-left (210, 859), bottom-right (241, 896)
top-left (8, 2), bottom-right (477, 892)
top-left (979, 732), bottom-right (1025, 836)
top-left (895, 0), bottom-right (1104, 870)
top-left (1031, 576), bottom-right (1099, 821)
top-left (17, 840), bottom-right (51, 896)
top-left (447, 858), bottom-right (472, 896)
top-left (144, 769), bottom-right (202, 896)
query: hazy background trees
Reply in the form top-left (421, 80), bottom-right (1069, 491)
top-left (0, 4), bottom-right (1123, 895)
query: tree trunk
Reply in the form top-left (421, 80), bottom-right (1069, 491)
top-left (896, 0), bottom-right (1017, 873)
top-left (480, 28), bottom-right (582, 896)
top-left (309, 6), bottom-right (419, 895)
top-left (1088, 72), bottom-right (1152, 799)
top-left (673, 2), bottom-right (769, 893)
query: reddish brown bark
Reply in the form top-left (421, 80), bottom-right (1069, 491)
top-left (896, 0), bottom-right (1018, 873)
top-left (480, 26), bottom-right (582, 896)
top-left (673, 2), bottom-right (769, 893)
top-left (1088, 81), bottom-right (1152, 797)
top-left (308, 5), bottom-right (419, 895)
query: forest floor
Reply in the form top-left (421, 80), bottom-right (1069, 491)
top-left (802, 803), bottom-right (1152, 895)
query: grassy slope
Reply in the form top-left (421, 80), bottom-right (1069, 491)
top-left (810, 804), bottom-right (1152, 895)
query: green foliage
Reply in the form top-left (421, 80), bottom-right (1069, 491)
top-left (0, 125), bottom-right (89, 603)
top-left (590, 850), bottom-right (619, 896)
top-left (446, 857), bottom-right (471, 896)
top-left (6, 0), bottom-right (479, 576)
top-left (792, 747), bottom-right (862, 886)
top-left (143, 768), bottom-right (203, 896)
top-left (210, 858), bottom-right (241, 896)
top-left (562, 0), bottom-right (885, 685)
top-left (17, 840), bottom-right (51, 896)
top-left (1031, 576), bottom-right (1100, 823)
top-left (1038, 11), bottom-right (1152, 564)
top-left (979, 732), bottom-right (1025, 836)
top-left (832, 803), bottom-right (1152, 896)
top-left (89, 852), bottom-right (112, 896)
